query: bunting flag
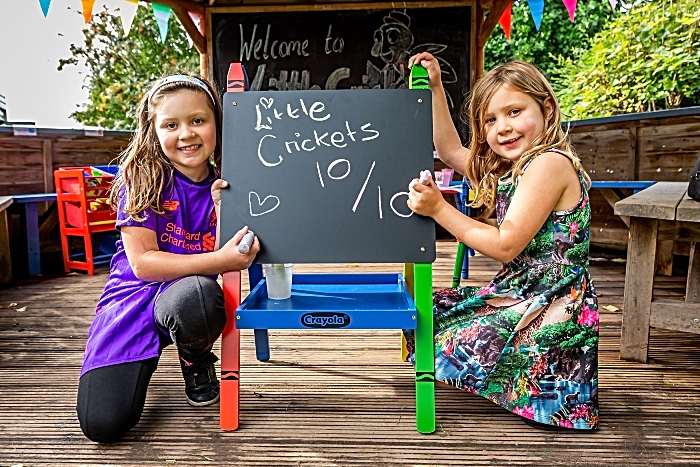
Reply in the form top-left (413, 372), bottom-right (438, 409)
top-left (118, 0), bottom-right (139, 36)
top-left (608, 0), bottom-right (618, 9)
top-left (562, 0), bottom-right (578, 22)
top-left (188, 11), bottom-right (203, 32)
top-left (499, 2), bottom-right (513, 41)
top-left (81, 0), bottom-right (96, 24)
top-left (526, 0), bottom-right (545, 30)
top-left (151, 2), bottom-right (171, 43)
top-left (39, 0), bottom-right (51, 17)
top-left (186, 11), bottom-right (203, 48)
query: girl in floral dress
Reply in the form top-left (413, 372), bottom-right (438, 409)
top-left (405, 54), bottom-right (599, 430)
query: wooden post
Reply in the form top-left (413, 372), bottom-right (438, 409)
top-left (627, 123), bottom-right (638, 181)
top-left (42, 140), bottom-right (54, 193)
top-left (687, 242), bottom-right (700, 303)
top-left (656, 239), bottom-right (674, 276)
top-left (620, 217), bottom-right (658, 363)
top-left (0, 196), bottom-right (13, 284)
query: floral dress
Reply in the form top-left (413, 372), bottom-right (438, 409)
top-left (405, 153), bottom-right (599, 430)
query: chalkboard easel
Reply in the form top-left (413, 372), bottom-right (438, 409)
top-left (219, 67), bottom-right (436, 435)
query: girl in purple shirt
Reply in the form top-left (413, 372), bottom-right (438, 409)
top-left (76, 74), bottom-right (259, 443)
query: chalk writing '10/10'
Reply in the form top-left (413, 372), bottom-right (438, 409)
top-left (316, 159), bottom-right (413, 219)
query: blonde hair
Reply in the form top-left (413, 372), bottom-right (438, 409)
top-left (464, 60), bottom-right (590, 209)
top-left (109, 73), bottom-right (223, 221)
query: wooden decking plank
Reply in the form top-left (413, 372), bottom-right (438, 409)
top-left (0, 241), bottom-right (699, 465)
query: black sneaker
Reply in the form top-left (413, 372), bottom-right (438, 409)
top-left (179, 351), bottom-right (220, 407)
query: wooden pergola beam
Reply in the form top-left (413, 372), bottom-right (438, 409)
top-left (478, 0), bottom-right (510, 48)
top-left (171, 5), bottom-right (206, 54)
top-left (475, 0), bottom-right (510, 77)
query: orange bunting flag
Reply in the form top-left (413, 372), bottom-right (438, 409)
top-left (562, 0), bottom-right (578, 22)
top-left (499, 2), bottom-right (513, 41)
top-left (151, 2), bottom-right (172, 43)
top-left (81, 0), bottom-right (95, 24)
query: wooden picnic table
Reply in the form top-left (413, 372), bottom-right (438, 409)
top-left (615, 182), bottom-right (700, 362)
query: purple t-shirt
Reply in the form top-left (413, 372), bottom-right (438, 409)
top-left (81, 167), bottom-right (217, 376)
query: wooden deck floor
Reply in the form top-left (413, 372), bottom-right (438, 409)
top-left (1, 241), bottom-right (699, 466)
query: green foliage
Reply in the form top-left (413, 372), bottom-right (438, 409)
top-left (479, 381), bottom-right (505, 397)
top-left (554, 0), bottom-right (700, 119)
top-left (492, 308), bottom-right (523, 330)
top-left (532, 319), bottom-right (598, 351)
top-left (487, 352), bottom-right (530, 383)
top-left (485, 0), bottom-right (619, 79)
top-left (524, 230), bottom-right (553, 257)
top-left (565, 240), bottom-right (589, 264)
top-left (508, 391), bottom-right (531, 410)
top-left (58, 4), bottom-right (200, 130)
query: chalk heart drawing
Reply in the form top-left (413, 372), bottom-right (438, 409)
top-left (249, 191), bottom-right (280, 217)
top-left (260, 97), bottom-right (274, 109)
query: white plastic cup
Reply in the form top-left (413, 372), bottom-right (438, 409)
top-left (264, 263), bottom-right (294, 300)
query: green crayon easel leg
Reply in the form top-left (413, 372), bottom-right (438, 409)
top-left (452, 242), bottom-right (466, 287)
top-left (414, 262), bottom-right (435, 433)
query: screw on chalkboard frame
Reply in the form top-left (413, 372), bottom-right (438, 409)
top-left (232, 102), bottom-right (237, 106)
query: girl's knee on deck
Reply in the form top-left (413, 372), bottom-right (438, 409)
top-left (155, 275), bottom-right (226, 350)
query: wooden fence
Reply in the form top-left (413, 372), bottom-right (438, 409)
top-left (0, 105), bottom-right (699, 251)
top-left (0, 127), bottom-right (131, 196)
top-left (569, 107), bottom-right (700, 249)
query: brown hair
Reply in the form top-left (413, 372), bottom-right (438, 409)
top-left (109, 73), bottom-right (223, 221)
top-left (464, 60), bottom-right (590, 209)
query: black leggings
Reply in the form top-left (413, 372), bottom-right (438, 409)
top-left (76, 275), bottom-right (225, 443)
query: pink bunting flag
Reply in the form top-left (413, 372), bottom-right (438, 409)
top-left (151, 3), bottom-right (172, 43)
top-left (562, 0), bottom-right (578, 22)
top-left (525, 0), bottom-right (544, 31)
top-left (188, 11), bottom-right (203, 31)
top-left (608, 0), bottom-right (618, 9)
top-left (499, 2), bottom-right (513, 41)
top-left (39, 0), bottom-right (51, 17)
top-left (81, 0), bottom-right (95, 24)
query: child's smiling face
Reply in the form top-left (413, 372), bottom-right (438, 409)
top-left (153, 88), bottom-right (217, 182)
top-left (483, 83), bottom-right (552, 162)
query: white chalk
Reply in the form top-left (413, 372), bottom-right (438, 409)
top-left (419, 170), bottom-right (432, 185)
top-left (238, 231), bottom-right (255, 254)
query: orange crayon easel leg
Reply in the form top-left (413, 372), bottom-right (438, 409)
top-left (220, 62), bottom-right (247, 431)
top-left (220, 270), bottom-right (241, 430)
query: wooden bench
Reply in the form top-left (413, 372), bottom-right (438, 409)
top-left (614, 182), bottom-right (700, 362)
top-left (12, 193), bottom-right (57, 276)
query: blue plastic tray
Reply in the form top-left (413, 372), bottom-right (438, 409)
top-left (237, 273), bottom-right (417, 330)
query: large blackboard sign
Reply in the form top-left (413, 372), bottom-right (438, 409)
top-left (212, 6), bottom-right (471, 139)
top-left (220, 89), bottom-right (436, 264)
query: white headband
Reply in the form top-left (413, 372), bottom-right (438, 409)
top-left (147, 75), bottom-right (216, 104)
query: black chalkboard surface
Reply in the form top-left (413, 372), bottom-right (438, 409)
top-left (220, 89), bottom-right (436, 264)
top-left (211, 6), bottom-right (471, 140)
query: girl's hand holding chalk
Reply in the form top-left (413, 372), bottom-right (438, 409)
top-left (408, 169), bottom-right (446, 217)
top-left (238, 230), bottom-right (255, 254)
top-left (419, 169), bottom-right (432, 185)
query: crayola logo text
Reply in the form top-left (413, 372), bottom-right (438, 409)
top-left (301, 312), bottom-right (350, 328)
